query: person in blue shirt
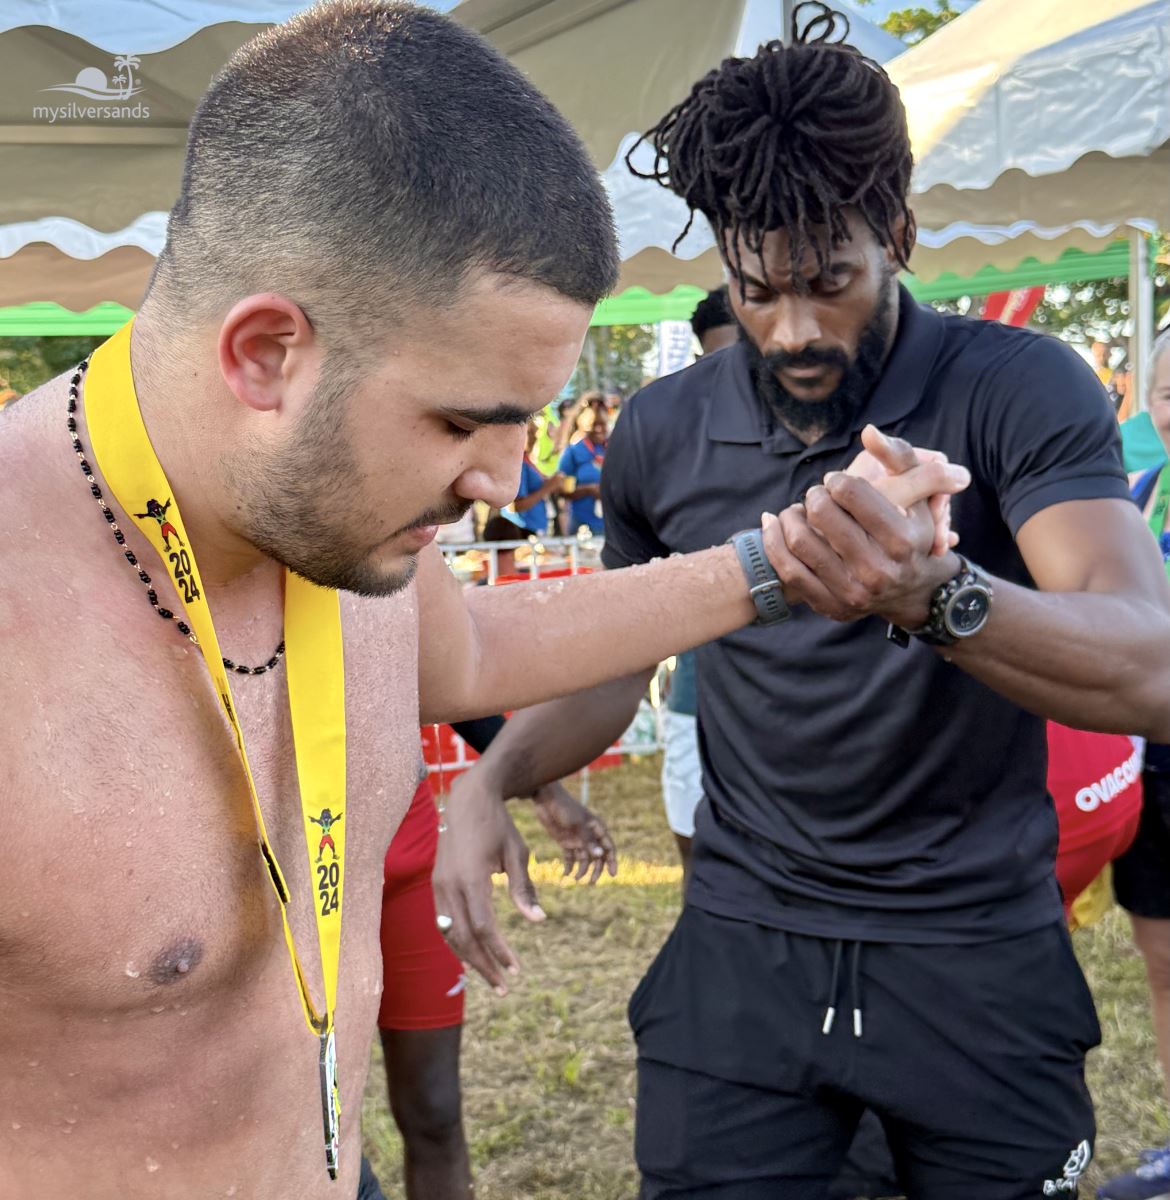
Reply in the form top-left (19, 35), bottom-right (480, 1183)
top-left (510, 420), bottom-right (561, 536)
top-left (558, 407), bottom-right (607, 536)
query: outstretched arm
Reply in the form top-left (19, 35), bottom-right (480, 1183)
top-left (416, 451), bottom-right (966, 725)
top-left (417, 541), bottom-right (753, 726)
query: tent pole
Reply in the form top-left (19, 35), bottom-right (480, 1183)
top-left (1130, 230), bottom-right (1154, 413)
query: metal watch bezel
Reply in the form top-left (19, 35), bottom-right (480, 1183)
top-left (941, 581), bottom-right (994, 639)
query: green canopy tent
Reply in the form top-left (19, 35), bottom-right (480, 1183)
top-left (0, 239), bottom-right (1139, 335)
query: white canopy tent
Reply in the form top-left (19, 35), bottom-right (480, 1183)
top-left (888, 0), bottom-right (1169, 393)
top-left (453, 0), bottom-right (904, 292)
top-left (0, 0), bottom-right (900, 306)
top-left (0, 0), bottom-right (451, 307)
top-left (0, 0), bottom-right (1165, 313)
top-left (574, 0), bottom-right (1170, 287)
top-left (452, 0), bottom-right (1169, 288)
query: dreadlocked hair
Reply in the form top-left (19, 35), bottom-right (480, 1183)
top-left (628, 1), bottom-right (913, 295)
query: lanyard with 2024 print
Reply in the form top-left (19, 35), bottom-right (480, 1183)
top-left (85, 321), bottom-right (348, 1180)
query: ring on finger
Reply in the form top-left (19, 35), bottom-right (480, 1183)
top-left (436, 913), bottom-right (454, 934)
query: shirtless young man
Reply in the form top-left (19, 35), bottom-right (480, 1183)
top-left (0, 4), bottom-right (965, 1198)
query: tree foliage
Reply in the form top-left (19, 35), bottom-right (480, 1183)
top-left (0, 336), bottom-right (105, 397)
top-left (857, 0), bottom-right (960, 45)
top-left (570, 324), bottom-right (657, 397)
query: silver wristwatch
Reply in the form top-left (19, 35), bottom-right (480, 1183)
top-left (888, 555), bottom-right (994, 648)
top-left (728, 529), bottom-right (790, 626)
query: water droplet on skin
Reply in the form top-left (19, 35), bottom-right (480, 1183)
top-left (146, 1157), bottom-right (160, 1173)
top-left (11, 1122), bottom-right (20, 1131)
top-left (65, 1116), bottom-right (77, 1125)
top-left (124, 839), bottom-right (133, 848)
top-left (124, 964), bottom-right (140, 979)
top-left (159, 807), bottom-right (165, 816)
top-left (226, 1187), bottom-right (238, 1197)
top-left (150, 1005), bottom-right (166, 1014)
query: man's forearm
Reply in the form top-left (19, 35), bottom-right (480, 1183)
top-left (940, 583), bottom-right (1170, 739)
top-left (472, 672), bottom-right (651, 798)
top-left (443, 545), bottom-right (752, 723)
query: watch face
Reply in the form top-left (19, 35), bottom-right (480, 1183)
top-left (946, 585), bottom-right (991, 637)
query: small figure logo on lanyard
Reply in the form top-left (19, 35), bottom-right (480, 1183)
top-left (135, 496), bottom-right (183, 549)
top-left (310, 808), bottom-right (343, 866)
top-left (137, 496), bottom-right (200, 604)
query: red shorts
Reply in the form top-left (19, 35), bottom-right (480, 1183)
top-left (1050, 722), bottom-right (1143, 913)
top-left (378, 775), bottom-right (465, 1031)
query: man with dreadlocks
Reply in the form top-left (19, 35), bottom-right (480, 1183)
top-left (434, 6), bottom-right (1170, 1197)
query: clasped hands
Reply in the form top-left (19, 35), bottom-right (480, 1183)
top-left (758, 424), bottom-right (970, 630)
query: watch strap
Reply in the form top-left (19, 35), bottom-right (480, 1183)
top-left (728, 529), bottom-right (790, 626)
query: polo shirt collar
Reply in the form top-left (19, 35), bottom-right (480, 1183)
top-left (705, 285), bottom-right (947, 455)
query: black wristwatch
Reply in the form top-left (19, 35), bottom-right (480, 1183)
top-left (887, 556), bottom-right (994, 648)
top-left (728, 528), bottom-right (790, 626)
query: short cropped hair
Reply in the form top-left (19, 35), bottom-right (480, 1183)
top-left (150, 1), bottom-right (618, 348)
top-left (690, 286), bottom-right (734, 341)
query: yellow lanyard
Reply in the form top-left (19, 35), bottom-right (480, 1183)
top-left (84, 321), bottom-right (347, 1179)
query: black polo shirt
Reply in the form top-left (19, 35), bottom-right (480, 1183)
top-left (602, 286), bottom-right (1129, 943)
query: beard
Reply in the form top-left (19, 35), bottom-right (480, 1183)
top-left (224, 365), bottom-right (468, 597)
top-left (741, 278), bottom-right (897, 442)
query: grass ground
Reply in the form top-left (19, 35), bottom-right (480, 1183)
top-left (361, 755), bottom-right (1168, 1198)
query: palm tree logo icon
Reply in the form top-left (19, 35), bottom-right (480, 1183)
top-left (43, 53), bottom-right (145, 101)
top-left (112, 55), bottom-right (141, 99)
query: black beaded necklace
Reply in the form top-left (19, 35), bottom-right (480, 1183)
top-left (69, 358), bottom-right (285, 677)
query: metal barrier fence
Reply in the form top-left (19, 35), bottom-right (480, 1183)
top-left (426, 532), bottom-right (666, 792)
top-left (438, 532), bottom-right (604, 585)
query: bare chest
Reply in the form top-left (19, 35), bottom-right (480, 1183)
top-left (0, 557), bottom-right (421, 1015)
